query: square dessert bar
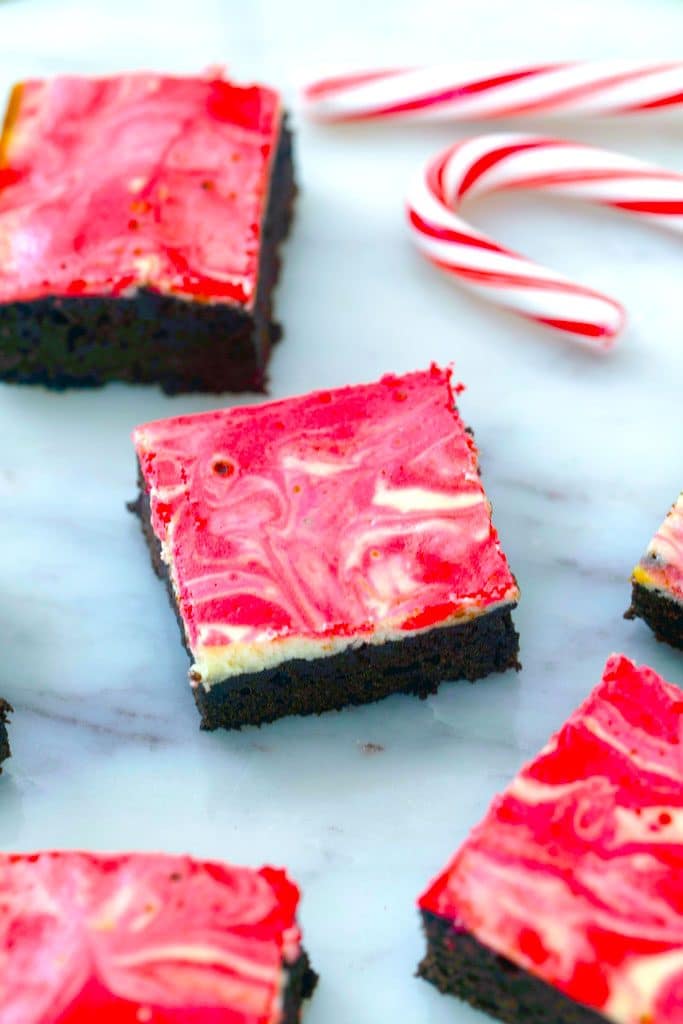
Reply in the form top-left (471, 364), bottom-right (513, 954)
top-left (0, 71), bottom-right (294, 392)
top-left (418, 654), bottom-right (683, 1024)
top-left (131, 365), bottom-right (520, 730)
top-left (627, 492), bottom-right (683, 650)
top-left (0, 850), bottom-right (316, 1022)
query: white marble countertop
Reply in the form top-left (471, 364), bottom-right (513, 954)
top-left (1, 0), bottom-right (683, 1020)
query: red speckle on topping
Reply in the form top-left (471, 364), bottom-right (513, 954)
top-left (570, 962), bottom-right (610, 1009)
top-left (193, 510), bottom-right (208, 530)
top-left (400, 602), bottom-right (457, 632)
top-left (66, 279), bottom-right (88, 295)
top-left (0, 167), bottom-right (23, 188)
top-left (417, 549), bottom-right (459, 585)
top-left (518, 927), bottom-right (550, 965)
top-left (155, 502), bottom-right (173, 525)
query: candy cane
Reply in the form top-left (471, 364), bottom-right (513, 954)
top-left (407, 134), bottom-right (683, 345)
top-left (303, 62), bottom-right (683, 123)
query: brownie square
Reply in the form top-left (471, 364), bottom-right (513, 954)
top-left (418, 654), bottom-right (683, 1024)
top-left (0, 72), bottom-right (295, 393)
top-left (0, 850), bottom-right (316, 1021)
top-left (626, 492), bottom-right (683, 650)
top-left (131, 365), bottom-right (520, 730)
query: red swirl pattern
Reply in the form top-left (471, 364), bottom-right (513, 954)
top-left (0, 851), bottom-right (302, 1022)
top-left (419, 655), bottom-right (683, 1024)
top-left (133, 366), bottom-right (519, 684)
top-left (634, 494), bottom-right (683, 603)
top-left (0, 72), bottom-right (280, 306)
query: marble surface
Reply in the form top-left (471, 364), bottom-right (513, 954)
top-left (1, 1), bottom-right (683, 1020)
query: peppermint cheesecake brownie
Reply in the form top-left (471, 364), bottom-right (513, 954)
top-left (627, 493), bottom-right (683, 649)
top-left (418, 654), bottom-right (683, 1024)
top-left (0, 71), bottom-right (294, 392)
top-left (131, 365), bottom-right (520, 729)
top-left (0, 850), bottom-right (316, 1021)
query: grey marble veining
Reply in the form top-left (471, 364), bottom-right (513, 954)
top-left (1, 0), bottom-right (683, 1020)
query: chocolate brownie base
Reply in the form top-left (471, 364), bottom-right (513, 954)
top-left (418, 911), bottom-right (607, 1024)
top-left (625, 582), bottom-right (683, 651)
top-left (0, 699), bottom-right (12, 769)
top-left (195, 604), bottom-right (520, 731)
top-left (0, 121), bottom-right (295, 394)
top-left (283, 950), bottom-right (318, 1024)
top-left (130, 480), bottom-right (520, 731)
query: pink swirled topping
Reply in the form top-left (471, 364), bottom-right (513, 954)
top-left (0, 72), bottom-right (281, 306)
top-left (419, 654), bottom-right (683, 1024)
top-left (0, 851), bottom-right (303, 1023)
top-left (133, 366), bottom-right (519, 687)
top-left (633, 494), bottom-right (683, 603)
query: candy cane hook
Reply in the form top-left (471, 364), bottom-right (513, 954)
top-left (407, 134), bottom-right (683, 345)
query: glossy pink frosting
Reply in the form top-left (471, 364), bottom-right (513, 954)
top-left (0, 72), bottom-right (281, 306)
top-left (133, 366), bottom-right (519, 682)
top-left (0, 851), bottom-right (302, 1023)
top-left (419, 654), bottom-right (683, 1024)
top-left (634, 494), bottom-right (683, 603)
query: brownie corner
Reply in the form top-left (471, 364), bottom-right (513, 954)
top-left (283, 949), bottom-right (318, 1024)
top-left (627, 581), bottom-right (683, 650)
top-left (418, 910), bottom-right (607, 1024)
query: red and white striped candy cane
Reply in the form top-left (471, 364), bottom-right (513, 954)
top-left (407, 134), bottom-right (683, 345)
top-left (304, 62), bottom-right (683, 123)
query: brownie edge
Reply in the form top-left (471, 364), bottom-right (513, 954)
top-left (0, 700), bottom-right (12, 769)
top-left (130, 475), bottom-right (520, 731)
top-left (282, 950), bottom-right (318, 1024)
top-left (418, 911), bottom-right (608, 1024)
top-left (625, 582), bottom-right (683, 651)
top-left (195, 605), bottom-right (520, 731)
